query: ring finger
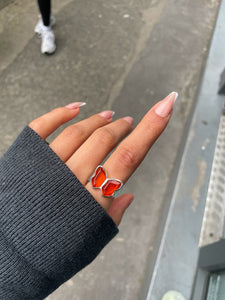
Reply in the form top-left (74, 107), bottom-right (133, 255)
top-left (50, 111), bottom-right (115, 162)
top-left (86, 92), bottom-right (177, 210)
top-left (66, 117), bottom-right (134, 183)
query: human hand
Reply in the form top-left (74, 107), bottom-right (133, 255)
top-left (29, 92), bottom-right (177, 226)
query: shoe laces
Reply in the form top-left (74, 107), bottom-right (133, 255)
top-left (42, 29), bottom-right (54, 41)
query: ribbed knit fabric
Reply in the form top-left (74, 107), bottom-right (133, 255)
top-left (0, 126), bottom-right (118, 300)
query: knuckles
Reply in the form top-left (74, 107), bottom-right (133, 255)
top-left (94, 127), bottom-right (116, 146)
top-left (116, 146), bottom-right (137, 169)
top-left (63, 124), bottom-right (85, 139)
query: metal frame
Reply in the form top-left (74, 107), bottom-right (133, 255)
top-left (191, 268), bottom-right (209, 300)
top-left (141, 0), bottom-right (225, 299)
top-left (199, 240), bottom-right (225, 272)
top-left (192, 239), bottom-right (225, 300)
top-left (191, 109), bottom-right (225, 299)
top-left (219, 68), bottom-right (225, 95)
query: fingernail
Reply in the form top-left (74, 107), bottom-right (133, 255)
top-left (65, 102), bottom-right (86, 109)
top-left (155, 92), bottom-right (178, 118)
top-left (98, 110), bottom-right (115, 120)
top-left (123, 116), bottom-right (134, 125)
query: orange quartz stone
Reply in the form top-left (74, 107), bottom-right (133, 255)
top-left (102, 180), bottom-right (122, 197)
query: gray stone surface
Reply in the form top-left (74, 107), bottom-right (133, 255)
top-left (0, 0), bottom-right (221, 299)
top-left (0, 0), bottom-right (14, 11)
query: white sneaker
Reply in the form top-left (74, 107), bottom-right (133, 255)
top-left (34, 14), bottom-right (56, 36)
top-left (40, 27), bottom-right (56, 54)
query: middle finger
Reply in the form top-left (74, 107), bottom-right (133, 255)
top-left (66, 117), bottom-right (134, 183)
top-left (50, 111), bottom-right (115, 162)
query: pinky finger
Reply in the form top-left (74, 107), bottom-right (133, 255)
top-left (107, 193), bottom-right (134, 226)
top-left (29, 102), bottom-right (85, 139)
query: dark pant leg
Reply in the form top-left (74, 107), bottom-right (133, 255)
top-left (37, 0), bottom-right (51, 26)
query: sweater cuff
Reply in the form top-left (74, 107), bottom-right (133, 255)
top-left (0, 126), bottom-right (118, 298)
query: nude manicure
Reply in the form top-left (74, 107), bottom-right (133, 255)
top-left (155, 92), bottom-right (178, 118)
top-left (98, 111), bottom-right (115, 120)
top-left (123, 116), bottom-right (134, 125)
top-left (65, 102), bottom-right (86, 109)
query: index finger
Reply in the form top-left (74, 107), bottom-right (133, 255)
top-left (104, 92), bottom-right (177, 183)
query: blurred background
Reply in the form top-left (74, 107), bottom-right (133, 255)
top-left (0, 0), bottom-right (224, 299)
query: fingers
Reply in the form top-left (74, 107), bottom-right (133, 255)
top-left (104, 92), bottom-right (177, 183)
top-left (50, 111), bottom-right (115, 162)
top-left (66, 117), bottom-right (133, 183)
top-left (28, 93), bottom-right (176, 225)
top-left (29, 102), bottom-right (85, 139)
top-left (107, 194), bottom-right (134, 226)
top-left (85, 92), bottom-right (176, 211)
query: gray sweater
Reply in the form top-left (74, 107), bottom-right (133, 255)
top-left (0, 126), bottom-right (118, 299)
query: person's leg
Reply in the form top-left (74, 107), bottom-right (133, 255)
top-left (37, 0), bottom-right (51, 27)
top-left (35, 0), bottom-right (56, 54)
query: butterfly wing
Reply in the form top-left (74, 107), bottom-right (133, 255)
top-left (91, 165), bottom-right (107, 188)
top-left (101, 179), bottom-right (123, 197)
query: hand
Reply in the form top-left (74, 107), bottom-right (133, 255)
top-left (29, 92), bottom-right (177, 226)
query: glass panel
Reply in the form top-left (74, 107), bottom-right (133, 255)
top-left (206, 270), bottom-right (225, 300)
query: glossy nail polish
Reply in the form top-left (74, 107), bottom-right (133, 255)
top-left (98, 111), bottom-right (115, 120)
top-left (155, 92), bottom-right (178, 118)
top-left (65, 102), bottom-right (86, 109)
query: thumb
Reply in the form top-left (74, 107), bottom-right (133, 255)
top-left (107, 193), bottom-right (134, 226)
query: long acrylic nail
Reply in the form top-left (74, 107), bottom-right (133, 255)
top-left (65, 102), bottom-right (86, 109)
top-left (155, 92), bottom-right (178, 118)
top-left (98, 110), bottom-right (115, 120)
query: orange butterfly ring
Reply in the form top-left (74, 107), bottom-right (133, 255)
top-left (90, 165), bottom-right (123, 198)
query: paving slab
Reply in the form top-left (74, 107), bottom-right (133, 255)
top-left (0, 0), bottom-right (221, 299)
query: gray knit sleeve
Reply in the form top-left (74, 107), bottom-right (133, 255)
top-left (0, 126), bottom-right (118, 300)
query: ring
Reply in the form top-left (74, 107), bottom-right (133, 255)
top-left (90, 165), bottom-right (123, 198)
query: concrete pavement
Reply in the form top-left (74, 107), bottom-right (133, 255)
top-left (0, 0), bottom-right (221, 299)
